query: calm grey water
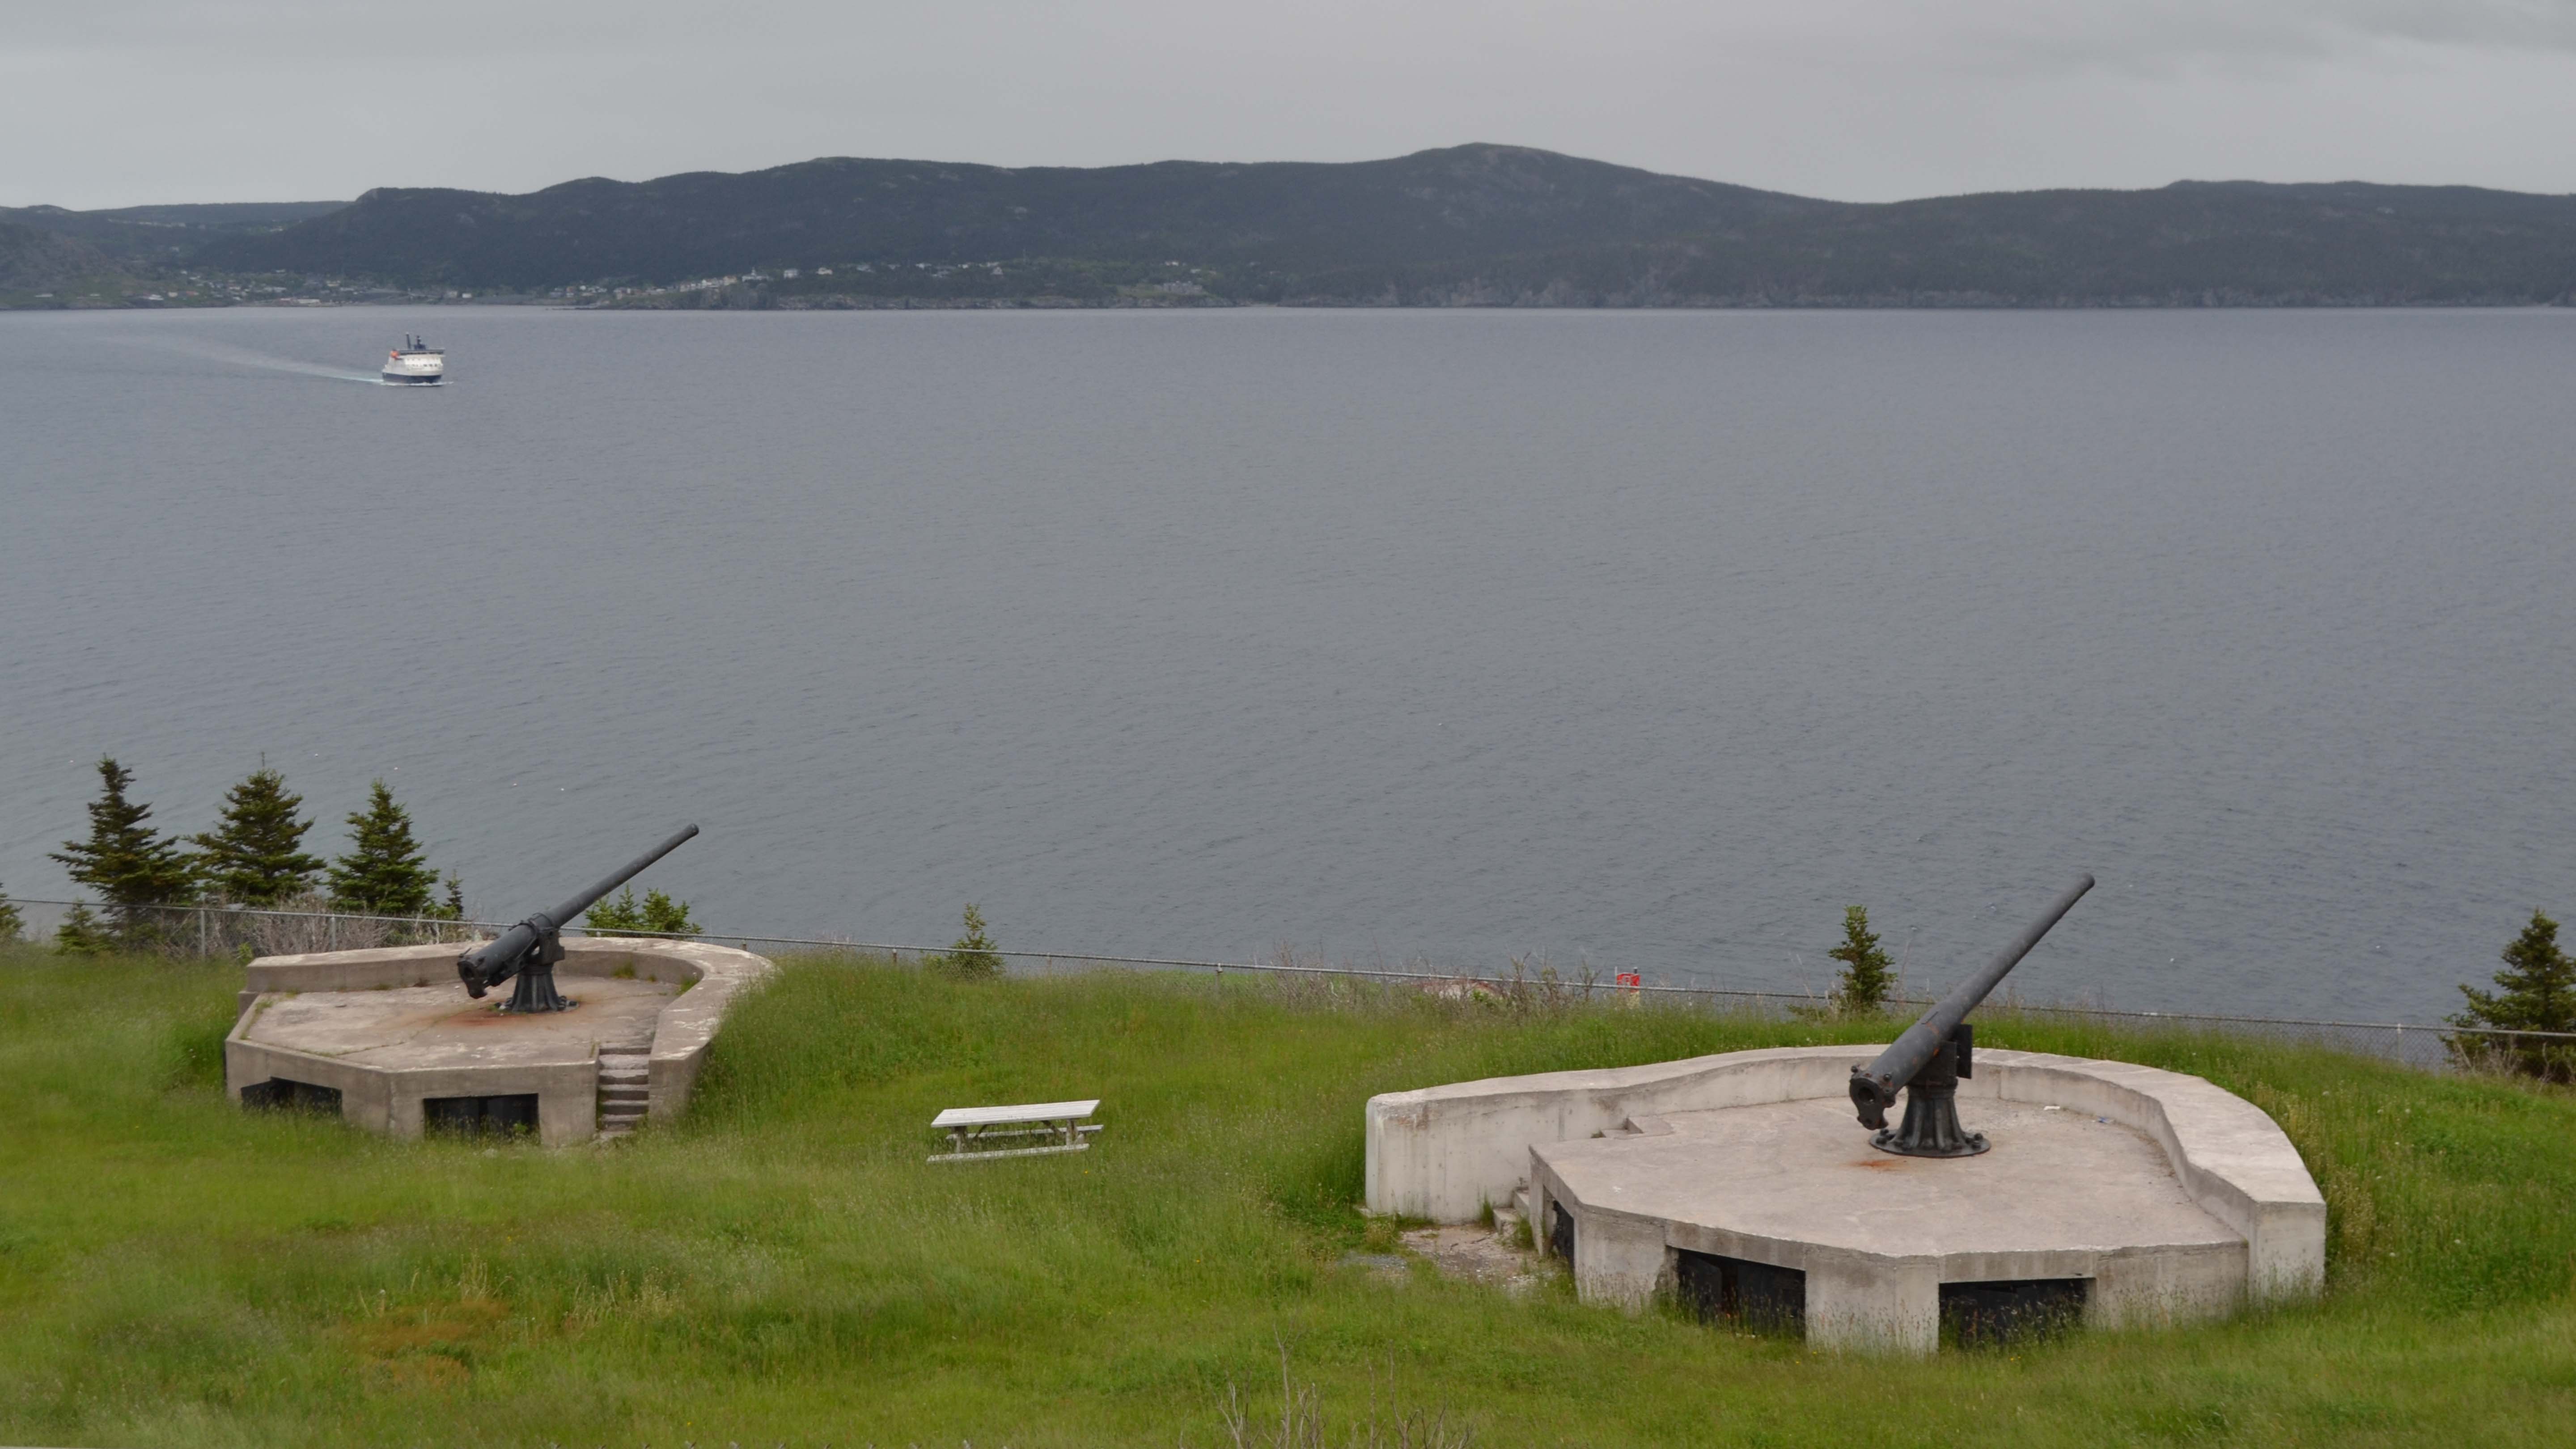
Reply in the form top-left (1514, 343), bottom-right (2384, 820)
top-left (4, 306), bottom-right (2572, 1021)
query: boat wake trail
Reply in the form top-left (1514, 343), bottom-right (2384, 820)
top-left (128, 336), bottom-right (388, 385)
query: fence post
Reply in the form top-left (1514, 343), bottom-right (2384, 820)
top-left (199, 907), bottom-right (208, 958)
top-left (328, 914), bottom-right (338, 951)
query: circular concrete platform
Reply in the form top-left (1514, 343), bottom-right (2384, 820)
top-left (1537, 1095), bottom-right (2244, 1351)
top-left (1365, 1044), bottom-right (2326, 1354)
top-left (242, 976), bottom-right (680, 1071)
top-left (223, 937), bottom-right (773, 1146)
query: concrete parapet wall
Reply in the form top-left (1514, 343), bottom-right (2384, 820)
top-left (621, 941), bottom-right (770, 1120)
top-left (241, 936), bottom-right (729, 1002)
top-left (1370, 1036), bottom-right (1875, 1217)
top-left (1366, 1045), bottom-right (1880, 1221)
top-left (1966, 1055), bottom-right (2325, 1304)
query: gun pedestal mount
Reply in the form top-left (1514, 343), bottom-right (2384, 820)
top-left (500, 923), bottom-right (570, 1014)
top-left (458, 825), bottom-right (699, 1015)
top-left (1848, 874), bottom-right (2093, 1158)
top-left (1871, 1024), bottom-right (1984, 1156)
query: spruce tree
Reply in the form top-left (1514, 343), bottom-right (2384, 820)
top-left (640, 888), bottom-right (697, 936)
top-left (1828, 904), bottom-right (1896, 1016)
top-left (55, 902), bottom-right (110, 956)
top-left (585, 887), bottom-right (645, 935)
top-left (49, 757), bottom-right (195, 941)
top-left (190, 766), bottom-right (324, 906)
top-left (0, 883), bottom-right (23, 945)
top-left (585, 886), bottom-right (696, 936)
top-left (326, 780), bottom-right (441, 916)
top-left (2453, 910), bottom-right (2576, 1080)
top-left (937, 903), bottom-right (1004, 980)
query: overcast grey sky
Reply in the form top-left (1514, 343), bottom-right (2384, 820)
top-left (8, 1), bottom-right (2576, 209)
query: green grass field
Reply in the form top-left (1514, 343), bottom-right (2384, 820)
top-left (1, 950), bottom-right (2570, 1447)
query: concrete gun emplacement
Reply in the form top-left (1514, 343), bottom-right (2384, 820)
top-left (1847, 874), bottom-right (2095, 1157)
top-left (457, 824), bottom-right (700, 1014)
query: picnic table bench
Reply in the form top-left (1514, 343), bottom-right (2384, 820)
top-left (928, 1099), bottom-right (1102, 1162)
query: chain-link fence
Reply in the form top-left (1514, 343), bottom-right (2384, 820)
top-left (7, 898), bottom-right (2569, 1076)
top-left (1966, 1003), bottom-right (2544, 1074)
top-left (5, 898), bottom-right (483, 959)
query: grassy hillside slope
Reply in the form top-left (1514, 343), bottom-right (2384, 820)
top-left (0, 951), bottom-right (2568, 1446)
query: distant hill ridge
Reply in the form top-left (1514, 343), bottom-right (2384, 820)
top-left (200, 146), bottom-right (1817, 289)
top-left (1, 199), bottom-right (352, 302)
top-left (27, 146), bottom-right (2576, 305)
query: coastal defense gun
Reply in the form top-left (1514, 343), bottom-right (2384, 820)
top-left (458, 825), bottom-right (700, 1013)
top-left (1847, 874), bottom-right (2095, 1157)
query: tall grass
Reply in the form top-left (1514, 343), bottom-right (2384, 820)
top-left (0, 948), bottom-right (2569, 1447)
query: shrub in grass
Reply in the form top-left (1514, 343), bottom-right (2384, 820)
top-left (52, 901), bottom-right (111, 956)
top-left (933, 902), bottom-right (1004, 979)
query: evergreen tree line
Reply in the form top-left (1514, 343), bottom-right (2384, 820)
top-left (581, 885), bottom-right (699, 939)
top-left (17, 757), bottom-right (459, 954)
top-left (0, 755), bottom-right (704, 956)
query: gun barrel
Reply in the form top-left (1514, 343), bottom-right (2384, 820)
top-left (1849, 874), bottom-right (2094, 1118)
top-left (545, 823), bottom-right (701, 928)
top-left (458, 825), bottom-right (700, 994)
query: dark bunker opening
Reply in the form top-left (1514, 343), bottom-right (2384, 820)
top-left (424, 1093), bottom-right (541, 1138)
top-left (239, 1078), bottom-right (343, 1114)
top-left (1546, 1200), bottom-right (1575, 1262)
top-left (1675, 1250), bottom-right (1807, 1334)
top-left (1940, 1277), bottom-right (2090, 1347)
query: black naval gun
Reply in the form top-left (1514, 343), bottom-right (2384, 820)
top-left (1847, 874), bottom-right (2095, 1157)
top-left (458, 824), bottom-right (700, 1013)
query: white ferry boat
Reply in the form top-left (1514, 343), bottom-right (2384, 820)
top-left (382, 335), bottom-right (446, 385)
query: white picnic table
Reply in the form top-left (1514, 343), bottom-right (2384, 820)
top-left (928, 1098), bottom-right (1102, 1162)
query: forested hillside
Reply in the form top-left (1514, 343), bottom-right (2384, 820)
top-left (199, 145), bottom-right (1821, 292)
top-left (21, 147), bottom-right (2576, 306)
top-left (0, 221), bottom-right (119, 299)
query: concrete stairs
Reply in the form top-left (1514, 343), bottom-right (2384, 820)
top-left (597, 1051), bottom-right (650, 1139)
